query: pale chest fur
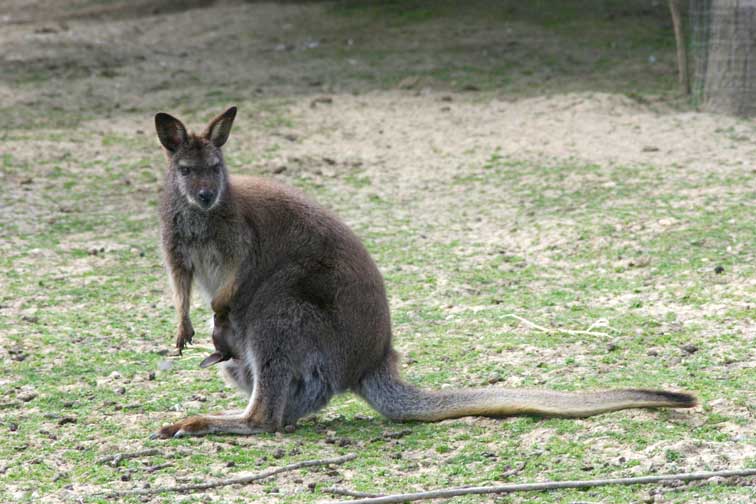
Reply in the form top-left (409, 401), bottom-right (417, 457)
top-left (187, 242), bottom-right (233, 302)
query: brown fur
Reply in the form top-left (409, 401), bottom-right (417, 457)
top-left (153, 107), bottom-right (696, 439)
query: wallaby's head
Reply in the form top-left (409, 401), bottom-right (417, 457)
top-left (155, 106), bottom-right (237, 211)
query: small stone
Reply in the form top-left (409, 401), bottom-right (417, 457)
top-left (147, 371), bottom-right (156, 381)
top-left (158, 360), bottom-right (173, 371)
top-left (681, 344), bottom-right (698, 354)
top-left (284, 424), bottom-right (296, 433)
top-left (487, 373), bottom-right (502, 384)
top-left (226, 461), bottom-right (235, 468)
top-left (337, 438), bottom-right (352, 447)
top-left (307, 482), bottom-right (317, 491)
top-left (273, 165), bottom-right (287, 174)
top-left (397, 76), bottom-right (420, 90)
top-left (17, 391), bottom-right (37, 402)
top-left (647, 349), bottom-right (659, 356)
top-left (109, 371), bottom-right (122, 380)
top-left (310, 96), bottom-right (333, 108)
top-left (607, 342), bottom-right (619, 352)
top-left (714, 265), bottom-right (725, 274)
top-left (120, 473), bottom-right (131, 482)
top-left (58, 416), bottom-right (77, 426)
top-left (114, 386), bottom-right (126, 395)
top-left (8, 423), bottom-right (18, 432)
top-left (272, 448), bottom-right (285, 459)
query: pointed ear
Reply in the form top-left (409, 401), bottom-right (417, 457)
top-left (155, 113), bottom-right (188, 153)
top-left (202, 106), bottom-right (237, 148)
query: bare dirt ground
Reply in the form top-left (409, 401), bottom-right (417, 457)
top-left (1, 1), bottom-right (754, 503)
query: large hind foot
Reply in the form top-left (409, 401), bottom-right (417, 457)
top-left (152, 415), bottom-right (211, 439)
top-left (151, 412), bottom-right (277, 439)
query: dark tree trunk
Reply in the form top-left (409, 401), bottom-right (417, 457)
top-left (696, 0), bottom-right (756, 117)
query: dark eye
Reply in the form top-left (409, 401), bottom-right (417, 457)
top-left (179, 166), bottom-right (190, 176)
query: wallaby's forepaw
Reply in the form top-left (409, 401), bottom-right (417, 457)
top-left (152, 416), bottom-right (209, 439)
top-left (175, 325), bottom-right (195, 355)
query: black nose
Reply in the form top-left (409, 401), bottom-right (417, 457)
top-left (197, 190), bottom-right (215, 206)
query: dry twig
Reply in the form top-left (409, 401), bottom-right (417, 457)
top-left (145, 462), bottom-right (173, 473)
top-left (321, 468), bottom-right (756, 504)
top-left (502, 313), bottom-right (617, 337)
top-left (96, 448), bottom-right (161, 466)
top-left (500, 461), bottom-right (527, 479)
top-left (324, 487), bottom-right (384, 498)
top-left (100, 453), bottom-right (356, 498)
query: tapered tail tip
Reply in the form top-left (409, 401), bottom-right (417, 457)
top-left (643, 390), bottom-right (698, 408)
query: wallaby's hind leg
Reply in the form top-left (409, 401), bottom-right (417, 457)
top-left (153, 355), bottom-right (293, 439)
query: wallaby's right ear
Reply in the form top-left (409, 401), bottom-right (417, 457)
top-left (155, 113), bottom-right (188, 153)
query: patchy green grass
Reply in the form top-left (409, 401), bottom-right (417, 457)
top-left (2, 121), bottom-right (753, 502)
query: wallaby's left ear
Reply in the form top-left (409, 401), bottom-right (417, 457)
top-left (203, 106), bottom-right (237, 148)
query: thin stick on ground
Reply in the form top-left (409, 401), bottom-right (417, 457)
top-left (324, 488), bottom-right (384, 498)
top-left (145, 462), bottom-right (173, 473)
top-left (502, 313), bottom-right (617, 337)
top-left (320, 468), bottom-right (756, 504)
top-left (98, 453), bottom-right (356, 498)
top-left (96, 448), bottom-right (161, 466)
top-left (500, 461), bottom-right (527, 479)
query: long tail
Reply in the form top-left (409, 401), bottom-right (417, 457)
top-left (356, 352), bottom-right (697, 421)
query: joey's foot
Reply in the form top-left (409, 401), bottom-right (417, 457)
top-left (211, 299), bottom-right (230, 317)
top-left (152, 416), bottom-right (210, 439)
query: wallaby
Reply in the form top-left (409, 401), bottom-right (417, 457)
top-left (153, 106), bottom-right (696, 439)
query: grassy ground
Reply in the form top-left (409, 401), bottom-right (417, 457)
top-left (1, 1), bottom-right (754, 503)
